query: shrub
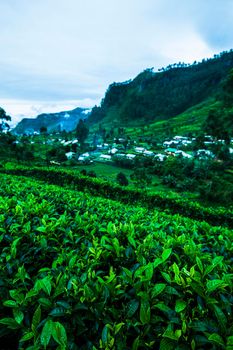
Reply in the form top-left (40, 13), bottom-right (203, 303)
top-left (116, 172), bottom-right (129, 186)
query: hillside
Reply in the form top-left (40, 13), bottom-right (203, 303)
top-left (13, 107), bottom-right (90, 134)
top-left (89, 50), bottom-right (233, 133)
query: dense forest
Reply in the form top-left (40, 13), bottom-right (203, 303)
top-left (89, 50), bottom-right (233, 126)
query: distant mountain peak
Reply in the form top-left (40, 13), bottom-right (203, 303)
top-left (13, 107), bottom-right (90, 134)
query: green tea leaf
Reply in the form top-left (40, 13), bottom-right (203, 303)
top-left (0, 317), bottom-right (20, 329)
top-left (49, 307), bottom-right (66, 317)
top-left (41, 277), bottom-right (52, 296)
top-left (153, 258), bottom-right (163, 269)
top-left (3, 300), bottom-right (18, 308)
top-left (163, 325), bottom-right (180, 341)
top-left (114, 322), bottom-right (124, 335)
top-left (162, 248), bottom-right (172, 262)
top-left (213, 305), bottom-right (227, 332)
top-left (51, 321), bottom-right (67, 347)
top-left (208, 333), bottom-right (225, 348)
top-left (161, 272), bottom-right (171, 283)
top-left (20, 331), bottom-right (34, 342)
top-left (206, 279), bottom-right (226, 293)
top-left (38, 298), bottom-right (53, 308)
top-left (173, 263), bottom-right (180, 276)
top-left (204, 256), bottom-right (224, 276)
top-left (145, 263), bottom-right (154, 281)
top-left (32, 305), bottom-right (41, 333)
top-left (132, 336), bottom-right (140, 350)
top-left (154, 302), bottom-right (172, 313)
top-left (151, 283), bottom-right (166, 298)
top-left (102, 324), bottom-right (109, 346)
top-left (159, 338), bottom-right (175, 350)
top-left (226, 336), bottom-right (233, 350)
top-left (175, 300), bottom-right (187, 313)
top-left (126, 300), bottom-right (139, 318)
top-left (11, 237), bottom-right (21, 259)
top-left (41, 319), bottom-right (53, 348)
top-left (140, 299), bottom-right (150, 325)
top-left (13, 309), bottom-right (24, 324)
top-left (196, 257), bottom-right (204, 274)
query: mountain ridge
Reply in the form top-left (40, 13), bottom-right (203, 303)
top-left (13, 107), bottom-right (90, 134)
top-left (88, 50), bottom-right (233, 134)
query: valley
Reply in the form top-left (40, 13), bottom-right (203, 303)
top-left (0, 50), bottom-right (232, 349)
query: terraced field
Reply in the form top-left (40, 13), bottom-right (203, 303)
top-left (0, 173), bottom-right (232, 349)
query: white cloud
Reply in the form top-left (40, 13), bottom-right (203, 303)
top-left (0, 0), bottom-right (232, 123)
top-left (0, 98), bottom-right (98, 126)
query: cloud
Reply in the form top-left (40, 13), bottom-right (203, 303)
top-left (0, 98), bottom-right (99, 126)
top-left (0, 0), bottom-right (232, 122)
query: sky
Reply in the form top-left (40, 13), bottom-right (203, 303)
top-left (0, 0), bottom-right (233, 125)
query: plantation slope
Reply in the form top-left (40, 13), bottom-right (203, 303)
top-left (126, 99), bottom-right (219, 139)
top-left (0, 173), bottom-right (232, 348)
top-left (0, 165), bottom-right (232, 228)
top-left (88, 50), bottom-right (233, 127)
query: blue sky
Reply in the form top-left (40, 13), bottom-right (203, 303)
top-left (0, 0), bottom-right (232, 125)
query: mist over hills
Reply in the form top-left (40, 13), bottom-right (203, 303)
top-left (10, 50), bottom-right (233, 136)
top-left (13, 107), bottom-right (90, 134)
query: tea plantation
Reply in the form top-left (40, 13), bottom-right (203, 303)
top-left (0, 173), bottom-right (232, 349)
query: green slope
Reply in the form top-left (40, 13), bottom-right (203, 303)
top-left (88, 50), bottom-right (233, 137)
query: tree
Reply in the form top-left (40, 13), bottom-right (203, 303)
top-left (76, 119), bottom-right (89, 145)
top-left (222, 68), bottom-right (233, 106)
top-left (116, 172), bottom-right (129, 186)
top-left (204, 109), bottom-right (230, 143)
top-left (40, 126), bottom-right (47, 134)
top-left (0, 107), bottom-right (11, 132)
top-left (130, 168), bottom-right (152, 189)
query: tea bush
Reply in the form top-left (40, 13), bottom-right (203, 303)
top-left (0, 174), bottom-right (232, 349)
top-left (0, 165), bottom-right (233, 228)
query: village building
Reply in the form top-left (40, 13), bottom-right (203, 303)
top-left (65, 151), bottom-right (75, 160)
top-left (108, 147), bottom-right (119, 155)
top-left (154, 154), bottom-right (167, 161)
top-left (175, 150), bottom-right (193, 158)
top-left (126, 154), bottom-right (136, 160)
top-left (144, 150), bottom-right (154, 156)
top-left (196, 149), bottom-right (215, 159)
top-left (135, 147), bottom-right (145, 153)
top-left (165, 148), bottom-right (178, 155)
top-left (99, 154), bottom-right (112, 161)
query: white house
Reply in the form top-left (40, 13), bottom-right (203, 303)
top-left (144, 150), bottom-right (154, 156)
top-left (181, 140), bottom-right (192, 146)
top-left (196, 149), bottom-right (215, 159)
top-left (135, 147), bottom-right (145, 153)
top-left (99, 154), bottom-right (112, 161)
top-left (82, 152), bottom-right (90, 157)
top-left (65, 152), bottom-right (75, 160)
top-left (163, 140), bottom-right (179, 147)
top-left (109, 148), bottom-right (119, 155)
top-left (64, 141), bottom-right (72, 146)
top-left (126, 154), bottom-right (136, 160)
top-left (173, 136), bottom-right (188, 141)
top-left (175, 150), bottom-right (193, 158)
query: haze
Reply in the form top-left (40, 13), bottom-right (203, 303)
top-left (0, 0), bottom-right (232, 125)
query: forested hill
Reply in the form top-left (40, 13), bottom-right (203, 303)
top-left (89, 50), bottom-right (233, 126)
top-left (13, 107), bottom-right (89, 134)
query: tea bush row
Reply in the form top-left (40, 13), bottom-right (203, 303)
top-left (0, 174), bottom-right (232, 349)
top-left (1, 165), bottom-right (233, 228)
